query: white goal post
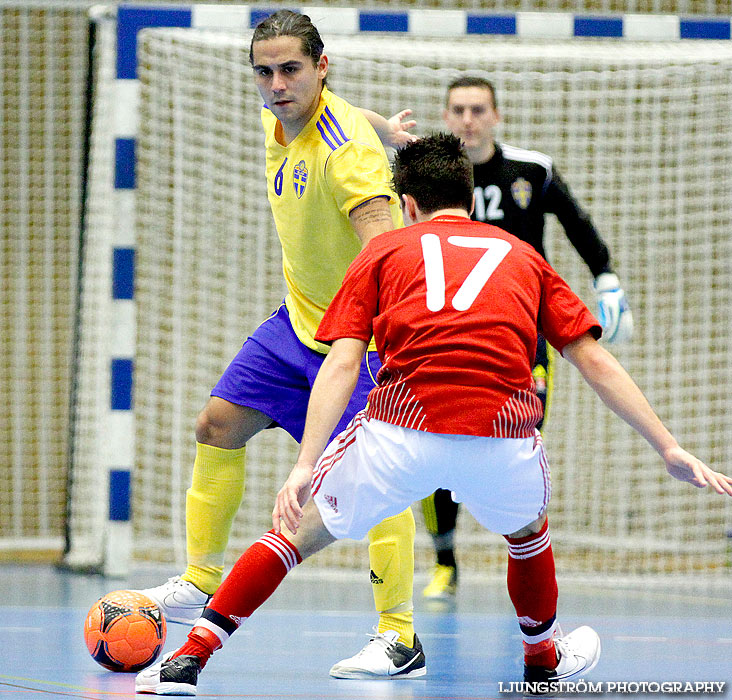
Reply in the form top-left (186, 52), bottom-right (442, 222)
top-left (67, 5), bottom-right (732, 585)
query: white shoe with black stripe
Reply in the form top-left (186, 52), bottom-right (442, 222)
top-left (136, 651), bottom-right (201, 696)
top-left (329, 629), bottom-right (427, 679)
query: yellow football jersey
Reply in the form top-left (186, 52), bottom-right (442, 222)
top-left (262, 86), bottom-right (402, 353)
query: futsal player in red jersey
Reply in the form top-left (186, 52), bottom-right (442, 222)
top-left (423, 75), bottom-right (634, 602)
top-left (137, 133), bottom-right (732, 696)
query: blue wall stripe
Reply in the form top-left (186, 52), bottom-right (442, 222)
top-left (111, 358), bottom-right (134, 411)
top-left (116, 5), bottom-right (732, 41)
top-left (680, 19), bottom-right (731, 39)
top-left (359, 11), bottom-right (409, 33)
top-left (109, 469), bottom-right (131, 521)
top-left (249, 7), bottom-right (280, 28)
top-left (574, 16), bottom-right (624, 37)
top-left (112, 247), bottom-right (135, 300)
top-left (114, 138), bottom-right (136, 190)
top-left (467, 14), bottom-right (516, 35)
top-left (117, 5), bottom-right (192, 79)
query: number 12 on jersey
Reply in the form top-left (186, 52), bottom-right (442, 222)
top-left (420, 234), bottom-right (512, 312)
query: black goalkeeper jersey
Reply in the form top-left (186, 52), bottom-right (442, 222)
top-left (472, 143), bottom-right (612, 278)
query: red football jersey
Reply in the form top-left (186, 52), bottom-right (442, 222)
top-left (316, 215), bottom-right (600, 437)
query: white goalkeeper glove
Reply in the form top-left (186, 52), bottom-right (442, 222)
top-left (593, 272), bottom-right (633, 344)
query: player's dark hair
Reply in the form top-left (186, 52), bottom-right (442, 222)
top-left (446, 75), bottom-right (497, 108)
top-left (392, 133), bottom-right (474, 215)
top-left (249, 10), bottom-right (327, 83)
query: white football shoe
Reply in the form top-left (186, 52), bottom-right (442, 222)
top-left (136, 651), bottom-right (201, 696)
top-left (135, 576), bottom-right (211, 625)
top-left (523, 625), bottom-right (601, 685)
top-left (329, 629), bottom-right (427, 679)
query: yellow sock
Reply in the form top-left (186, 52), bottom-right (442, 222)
top-left (378, 610), bottom-right (415, 648)
top-left (181, 442), bottom-right (246, 595)
top-left (181, 564), bottom-right (225, 596)
top-left (367, 507), bottom-right (416, 647)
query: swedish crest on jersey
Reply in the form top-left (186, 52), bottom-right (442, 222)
top-left (511, 177), bottom-right (532, 209)
top-left (293, 159), bottom-right (309, 199)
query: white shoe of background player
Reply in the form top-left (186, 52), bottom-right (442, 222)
top-left (135, 576), bottom-right (211, 625)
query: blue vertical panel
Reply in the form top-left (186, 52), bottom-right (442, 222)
top-left (116, 5), bottom-right (192, 79)
top-left (110, 358), bottom-right (134, 411)
top-left (112, 247), bottom-right (135, 300)
top-left (114, 138), bottom-right (136, 190)
top-left (109, 469), bottom-right (131, 521)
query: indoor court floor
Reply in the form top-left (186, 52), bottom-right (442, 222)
top-left (1, 563), bottom-right (730, 700)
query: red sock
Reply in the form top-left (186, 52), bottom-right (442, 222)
top-left (504, 519), bottom-right (559, 669)
top-left (186, 530), bottom-right (302, 652)
top-left (171, 627), bottom-right (221, 669)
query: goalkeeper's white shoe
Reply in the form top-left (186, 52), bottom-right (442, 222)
top-left (135, 576), bottom-right (211, 625)
top-left (329, 629), bottom-right (426, 679)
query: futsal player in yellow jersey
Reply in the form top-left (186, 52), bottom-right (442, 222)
top-left (139, 9), bottom-right (425, 679)
top-left (261, 85), bottom-right (402, 353)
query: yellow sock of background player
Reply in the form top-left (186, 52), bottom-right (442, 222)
top-left (182, 443), bottom-right (247, 595)
top-left (367, 507), bottom-right (416, 647)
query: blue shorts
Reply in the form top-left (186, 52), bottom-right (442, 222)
top-left (211, 303), bottom-right (381, 443)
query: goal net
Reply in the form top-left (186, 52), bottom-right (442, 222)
top-left (77, 24), bottom-right (732, 584)
top-left (0, 2), bottom-right (89, 557)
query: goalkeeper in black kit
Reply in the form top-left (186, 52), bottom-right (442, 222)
top-left (422, 75), bottom-right (634, 603)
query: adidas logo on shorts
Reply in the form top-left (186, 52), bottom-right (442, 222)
top-left (324, 494), bottom-right (338, 512)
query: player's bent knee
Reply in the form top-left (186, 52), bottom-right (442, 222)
top-left (195, 397), bottom-right (270, 448)
top-left (195, 410), bottom-right (234, 447)
top-left (287, 500), bottom-right (336, 559)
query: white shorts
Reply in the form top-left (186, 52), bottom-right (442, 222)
top-left (311, 412), bottom-right (551, 539)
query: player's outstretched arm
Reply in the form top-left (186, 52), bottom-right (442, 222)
top-left (563, 333), bottom-right (732, 496)
top-left (359, 108), bottom-right (418, 148)
top-left (273, 337), bottom-right (368, 534)
top-left (661, 445), bottom-right (732, 493)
